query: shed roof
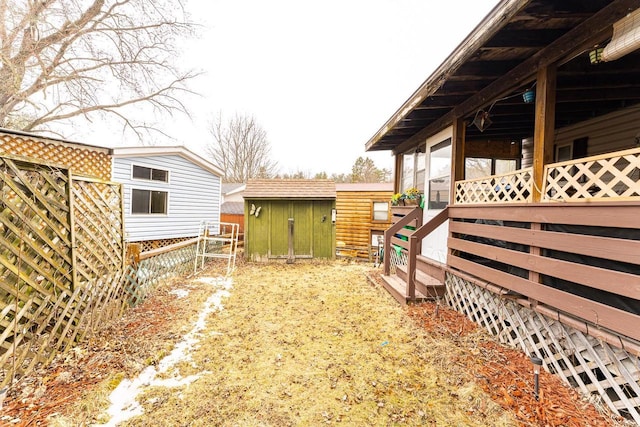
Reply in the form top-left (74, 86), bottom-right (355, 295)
top-left (244, 179), bottom-right (336, 199)
top-left (365, 0), bottom-right (640, 153)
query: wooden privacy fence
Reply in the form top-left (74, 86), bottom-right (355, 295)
top-left (0, 155), bottom-right (127, 387)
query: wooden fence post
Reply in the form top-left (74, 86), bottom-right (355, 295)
top-left (287, 218), bottom-right (295, 264)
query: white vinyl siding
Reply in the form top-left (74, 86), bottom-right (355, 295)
top-left (112, 154), bottom-right (221, 242)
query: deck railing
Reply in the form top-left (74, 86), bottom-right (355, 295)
top-left (454, 147), bottom-right (640, 204)
top-left (454, 168), bottom-right (533, 204)
top-left (543, 146), bottom-right (640, 202)
top-left (446, 203), bottom-right (640, 344)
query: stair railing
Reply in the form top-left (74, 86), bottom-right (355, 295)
top-left (383, 207), bottom-right (423, 276)
top-left (406, 206), bottom-right (449, 298)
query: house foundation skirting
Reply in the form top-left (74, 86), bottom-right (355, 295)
top-left (445, 272), bottom-right (640, 424)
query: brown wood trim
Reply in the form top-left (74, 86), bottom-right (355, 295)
top-left (447, 255), bottom-right (640, 342)
top-left (448, 237), bottom-right (640, 301)
top-left (448, 204), bottom-right (640, 229)
top-left (532, 65), bottom-right (557, 202)
top-left (393, 154), bottom-right (402, 194)
top-left (139, 237), bottom-right (199, 261)
top-left (390, 236), bottom-right (409, 251)
top-left (391, 0), bottom-right (632, 156)
top-left (451, 118), bottom-right (465, 200)
top-left (449, 221), bottom-right (640, 265)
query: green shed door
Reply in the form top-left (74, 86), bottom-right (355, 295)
top-left (292, 201), bottom-right (312, 257)
top-left (269, 201), bottom-right (290, 256)
top-left (312, 200), bottom-right (335, 258)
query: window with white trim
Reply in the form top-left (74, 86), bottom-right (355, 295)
top-left (132, 165), bottom-right (169, 182)
top-left (372, 201), bottom-right (390, 221)
top-left (132, 189), bottom-right (168, 214)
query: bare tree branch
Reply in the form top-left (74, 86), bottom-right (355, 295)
top-left (0, 0), bottom-right (197, 141)
top-left (206, 112), bottom-right (279, 182)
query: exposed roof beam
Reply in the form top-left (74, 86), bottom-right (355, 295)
top-left (484, 29), bottom-right (569, 47)
top-left (390, 0), bottom-right (636, 155)
top-left (364, 0), bottom-right (531, 151)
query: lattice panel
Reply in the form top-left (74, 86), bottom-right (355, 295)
top-left (0, 134), bottom-right (111, 181)
top-left (124, 243), bottom-right (198, 306)
top-left (71, 178), bottom-right (124, 285)
top-left (0, 155), bottom-right (128, 387)
top-left (455, 168), bottom-right (533, 204)
top-left (388, 246), bottom-right (408, 275)
top-left (445, 272), bottom-right (640, 424)
top-left (138, 237), bottom-right (194, 253)
top-left (543, 147), bottom-right (640, 202)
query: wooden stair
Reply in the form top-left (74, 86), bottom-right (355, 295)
top-left (380, 256), bottom-right (446, 305)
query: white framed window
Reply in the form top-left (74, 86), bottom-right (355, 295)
top-left (132, 164), bottom-right (169, 182)
top-left (400, 149), bottom-right (426, 193)
top-left (556, 143), bottom-right (573, 162)
top-left (427, 140), bottom-right (451, 210)
top-left (372, 201), bottom-right (390, 222)
top-left (465, 158), bottom-right (517, 178)
top-left (131, 189), bottom-right (168, 214)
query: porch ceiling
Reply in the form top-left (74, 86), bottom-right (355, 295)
top-left (366, 0), bottom-right (640, 153)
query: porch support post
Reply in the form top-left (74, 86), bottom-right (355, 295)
top-left (532, 65), bottom-right (557, 202)
top-left (393, 153), bottom-right (402, 193)
top-left (451, 117), bottom-right (466, 204)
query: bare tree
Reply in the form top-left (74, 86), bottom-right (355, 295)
top-left (0, 0), bottom-right (197, 139)
top-left (206, 112), bottom-right (278, 182)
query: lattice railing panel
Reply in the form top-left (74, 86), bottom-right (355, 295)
top-left (455, 168), bottom-right (533, 204)
top-left (445, 272), bottom-right (640, 424)
top-left (124, 243), bottom-right (198, 306)
top-left (543, 147), bottom-right (640, 202)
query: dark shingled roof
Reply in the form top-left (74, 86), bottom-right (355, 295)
top-left (244, 179), bottom-right (336, 199)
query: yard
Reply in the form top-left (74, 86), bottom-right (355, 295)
top-left (1, 260), bottom-right (624, 426)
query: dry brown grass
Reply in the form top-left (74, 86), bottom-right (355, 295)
top-left (105, 260), bottom-right (514, 426)
top-left (4, 259), bottom-right (624, 426)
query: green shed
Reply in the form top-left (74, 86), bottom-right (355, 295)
top-left (244, 179), bottom-right (336, 262)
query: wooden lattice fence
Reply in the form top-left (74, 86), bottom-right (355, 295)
top-left (445, 272), bottom-right (640, 423)
top-left (123, 239), bottom-right (199, 306)
top-left (0, 155), bottom-right (127, 387)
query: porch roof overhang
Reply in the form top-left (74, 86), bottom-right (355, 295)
top-left (365, 0), bottom-right (640, 155)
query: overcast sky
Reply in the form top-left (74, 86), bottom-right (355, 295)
top-left (143, 1), bottom-right (500, 176)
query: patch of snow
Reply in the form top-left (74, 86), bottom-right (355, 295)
top-left (95, 276), bottom-right (232, 426)
top-left (169, 289), bottom-right (190, 298)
